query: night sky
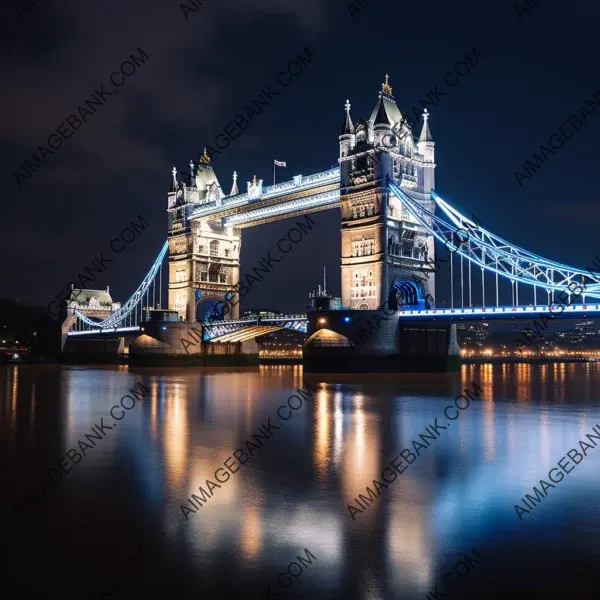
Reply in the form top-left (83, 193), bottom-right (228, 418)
top-left (1, 0), bottom-right (598, 314)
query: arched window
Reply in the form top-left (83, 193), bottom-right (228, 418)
top-left (401, 230), bottom-right (415, 257)
top-left (367, 205), bottom-right (373, 216)
top-left (210, 240), bottom-right (219, 257)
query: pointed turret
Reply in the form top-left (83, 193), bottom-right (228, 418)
top-left (417, 109), bottom-right (435, 193)
top-left (419, 108), bottom-right (433, 143)
top-left (169, 166), bottom-right (178, 192)
top-left (188, 159), bottom-right (196, 188)
top-left (341, 99), bottom-right (355, 135)
top-left (230, 170), bottom-right (239, 196)
top-left (339, 99), bottom-right (356, 159)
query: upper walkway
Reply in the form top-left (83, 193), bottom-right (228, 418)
top-left (188, 167), bottom-right (341, 227)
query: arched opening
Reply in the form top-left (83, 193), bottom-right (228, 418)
top-left (195, 298), bottom-right (230, 322)
top-left (390, 278), bottom-right (432, 310)
top-left (305, 328), bottom-right (354, 348)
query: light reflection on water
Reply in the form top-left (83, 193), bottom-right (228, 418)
top-left (2, 363), bottom-right (600, 599)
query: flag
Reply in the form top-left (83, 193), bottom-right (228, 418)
top-left (274, 159), bottom-right (287, 167)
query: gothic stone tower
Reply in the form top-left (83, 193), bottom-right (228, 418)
top-left (339, 75), bottom-right (436, 310)
top-left (167, 150), bottom-right (241, 321)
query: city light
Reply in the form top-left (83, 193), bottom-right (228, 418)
top-left (459, 346), bottom-right (600, 360)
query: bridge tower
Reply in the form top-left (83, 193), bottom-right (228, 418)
top-left (167, 150), bottom-right (241, 321)
top-left (339, 76), bottom-right (437, 310)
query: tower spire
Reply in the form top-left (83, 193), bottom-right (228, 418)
top-left (419, 108), bottom-right (433, 143)
top-left (171, 166), bottom-right (177, 189)
top-left (230, 170), bottom-right (239, 195)
top-left (188, 159), bottom-right (195, 187)
top-left (341, 99), bottom-right (355, 135)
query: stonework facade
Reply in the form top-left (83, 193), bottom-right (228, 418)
top-left (167, 152), bottom-right (241, 321)
top-left (339, 77), bottom-right (437, 310)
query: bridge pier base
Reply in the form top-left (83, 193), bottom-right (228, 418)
top-left (304, 310), bottom-right (460, 373)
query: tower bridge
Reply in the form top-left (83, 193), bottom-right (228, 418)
top-left (61, 75), bottom-right (600, 370)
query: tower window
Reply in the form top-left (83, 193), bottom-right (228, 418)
top-left (210, 240), bottom-right (219, 257)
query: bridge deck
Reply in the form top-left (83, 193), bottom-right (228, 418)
top-left (399, 303), bottom-right (600, 320)
top-left (66, 303), bottom-right (600, 339)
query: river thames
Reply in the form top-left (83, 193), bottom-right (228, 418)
top-left (2, 363), bottom-right (600, 599)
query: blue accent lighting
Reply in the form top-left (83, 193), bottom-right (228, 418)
top-left (344, 316), bottom-right (351, 322)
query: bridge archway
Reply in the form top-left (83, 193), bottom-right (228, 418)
top-left (391, 278), bottom-right (432, 310)
top-left (305, 328), bottom-right (354, 347)
top-left (196, 298), bottom-right (231, 322)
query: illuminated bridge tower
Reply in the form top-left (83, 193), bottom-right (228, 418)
top-left (339, 76), bottom-right (437, 311)
top-left (167, 150), bottom-right (242, 321)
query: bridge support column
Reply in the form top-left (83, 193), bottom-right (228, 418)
top-left (447, 323), bottom-right (460, 372)
top-left (241, 339), bottom-right (259, 355)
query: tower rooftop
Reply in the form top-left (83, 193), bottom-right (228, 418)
top-left (369, 75), bottom-right (403, 127)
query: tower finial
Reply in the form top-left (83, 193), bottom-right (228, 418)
top-left (423, 108), bottom-right (429, 122)
top-left (382, 73), bottom-right (392, 95)
top-left (252, 174), bottom-right (257, 186)
top-left (199, 148), bottom-right (211, 164)
top-left (172, 166), bottom-right (177, 187)
top-left (345, 99), bottom-right (351, 114)
top-left (230, 170), bottom-right (239, 196)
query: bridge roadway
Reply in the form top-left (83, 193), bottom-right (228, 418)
top-left (398, 303), bottom-right (600, 321)
top-left (65, 304), bottom-right (600, 342)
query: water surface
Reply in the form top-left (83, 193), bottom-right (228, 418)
top-left (2, 363), bottom-right (600, 599)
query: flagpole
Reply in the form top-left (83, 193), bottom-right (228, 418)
top-left (273, 160), bottom-right (275, 186)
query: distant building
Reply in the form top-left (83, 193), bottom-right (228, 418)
top-left (457, 322), bottom-right (489, 347)
top-left (242, 308), bottom-right (283, 319)
top-left (555, 320), bottom-right (600, 347)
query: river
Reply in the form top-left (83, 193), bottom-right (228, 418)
top-left (2, 363), bottom-right (600, 599)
